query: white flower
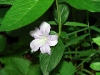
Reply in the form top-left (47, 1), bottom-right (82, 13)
top-left (30, 22), bottom-right (58, 55)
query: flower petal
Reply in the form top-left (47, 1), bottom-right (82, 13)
top-left (48, 35), bottom-right (58, 46)
top-left (40, 22), bottom-right (51, 35)
top-left (40, 44), bottom-right (51, 55)
top-left (30, 28), bottom-right (42, 39)
top-left (30, 39), bottom-right (43, 52)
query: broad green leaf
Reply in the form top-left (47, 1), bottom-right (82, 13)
top-left (66, 0), bottom-right (100, 12)
top-left (58, 0), bottom-right (67, 3)
top-left (40, 38), bottom-right (65, 75)
top-left (96, 72), bottom-right (100, 75)
top-left (60, 31), bottom-right (68, 38)
top-left (27, 65), bottom-right (41, 75)
top-left (93, 37), bottom-right (100, 46)
top-left (65, 33), bottom-right (89, 47)
top-left (0, 57), bottom-right (30, 75)
top-left (0, 0), bottom-right (54, 31)
top-left (0, 0), bottom-right (17, 5)
top-left (90, 26), bottom-right (100, 33)
top-left (59, 61), bottom-right (75, 75)
top-left (90, 62), bottom-right (100, 71)
top-left (64, 22), bottom-right (88, 27)
top-left (0, 35), bottom-right (6, 52)
top-left (54, 3), bottom-right (69, 25)
top-left (0, 69), bottom-right (8, 75)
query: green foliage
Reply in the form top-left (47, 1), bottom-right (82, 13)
top-left (90, 62), bottom-right (100, 71)
top-left (0, 57), bottom-right (30, 75)
top-left (66, 0), bottom-right (100, 12)
top-left (48, 21), bottom-right (88, 27)
top-left (60, 31), bottom-right (68, 38)
top-left (58, 0), bottom-right (67, 3)
top-left (59, 61), bottom-right (76, 75)
top-left (0, 0), bottom-right (54, 31)
top-left (1, 0), bottom-right (100, 75)
top-left (54, 3), bottom-right (69, 25)
top-left (81, 42), bottom-right (90, 47)
top-left (78, 49), bottom-right (96, 57)
top-left (40, 38), bottom-right (65, 75)
top-left (96, 72), bottom-right (100, 75)
top-left (65, 33), bottom-right (89, 47)
top-left (93, 37), bottom-right (100, 46)
top-left (90, 26), bottom-right (100, 33)
top-left (26, 65), bottom-right (41, 75)
top-left (64, 22), bottom-right (88, 27)
top-left (0, 56), bottom-right (42, 75)
top-left (0, 0), bottom-right (17, 5)
top-left (0, 69), bottom-right (8, 75)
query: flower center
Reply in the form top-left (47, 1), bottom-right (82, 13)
top-left (40, 35), bottom-right (48, 44)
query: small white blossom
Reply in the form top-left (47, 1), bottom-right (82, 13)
top-left (30, 22), bottom-right (58, 55)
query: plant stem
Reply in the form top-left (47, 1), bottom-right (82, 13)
top-left (56, 0), bottom-right (62, 36)
top-left (68, 47), bottom-right (72, 59)
top-left (86, 11), bottom-right (93, 49)
top-left (64, 50), bottom-right (95, 54)
top-left (68, 28), bottom-right (88, 36)
top-left (69, 49), bottom-right (100, 75)
top-left (82, 69), bottom-right (94, 75)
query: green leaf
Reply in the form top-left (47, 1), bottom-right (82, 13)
top-left (64, 22), bottom-right (88, 27)
top-left (48, 21), bottom-right (88, 27)
top-left (0, 57), bottom-right (30, 75)
top-left (0, 0), bottom-right (54, 31)
top-left (59, 61), bottom-right (75, 75)
top-left (0, 0), bottom-right (17, 5)
top-left (0, 35), bottom-right (6, 52)
top-left (58, 0), bottom-right (67, 3)
top-left (60, 31), bottom-right (68, 38)
top-left (27, 65), bottom-right (41, 75)
top-left (79, 49), bottom-right (96, 57)
top-left (96, 72), bottom-right (100, 75)
top-left (54, 3), bottom-right (69, 25)
top-left (40, 38), bottom-right (65, 75)
top-left (93, 37), bottom-right (100, 46)
top-left (0, 69), bottom-right (8, 75)
top-left (90, 62), bottom-right (100, 71)
top-left (65, 33), bottom-right (89, 47)
top-left (66, 0), bottom-right (100, 12)
top-left (48, 21), bottom-right (57, 25)
top-left (90, 26), bottom-right (100, 33)
top-left (50, 31), bottom-right (57, 35)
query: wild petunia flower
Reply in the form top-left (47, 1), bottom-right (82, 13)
top-left (30, 22), bottom-right (58, 55)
